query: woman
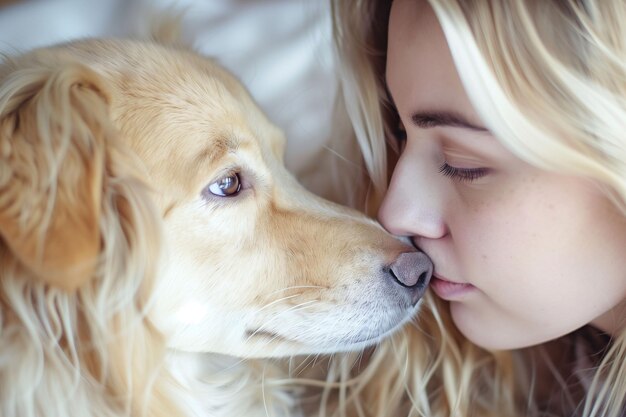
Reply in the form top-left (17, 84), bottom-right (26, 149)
top-left (326, 0), bottom-right (626, 416)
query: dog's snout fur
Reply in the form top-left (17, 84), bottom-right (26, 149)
top-left (388, 252), bottom-right (433, 305)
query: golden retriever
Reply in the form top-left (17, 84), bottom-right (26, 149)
top-left (0, 38), bottom-right (433, 417)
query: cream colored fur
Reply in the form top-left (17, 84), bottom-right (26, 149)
top-left (0, 39), bottom-right (429, 417)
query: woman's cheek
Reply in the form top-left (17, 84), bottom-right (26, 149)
top-left (451, 177), bottom-right (539, 285)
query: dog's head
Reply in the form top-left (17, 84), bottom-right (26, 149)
top-left (1, 39), bottom-right (433, 360)
top-left (90, 40), bottom-right (432, 357)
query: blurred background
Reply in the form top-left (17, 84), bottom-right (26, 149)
top-left (0, 0), bottom-right (337, 176)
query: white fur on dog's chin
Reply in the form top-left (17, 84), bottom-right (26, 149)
top-left (153, 246), bottom-right (423, 358)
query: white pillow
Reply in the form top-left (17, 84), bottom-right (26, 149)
top-left (0, 0), bottom-right (337, 174)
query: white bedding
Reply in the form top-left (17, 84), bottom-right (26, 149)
top-left (0, 0), bottom-right (337, 173)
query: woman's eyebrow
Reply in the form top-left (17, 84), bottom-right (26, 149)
top-left (412, 111), bottom-right (488, 132)
top-left (384, 78), bottom-right (489, 132)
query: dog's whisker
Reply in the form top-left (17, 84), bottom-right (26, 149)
top-left (243, 300), bottom-right (320, 348)
top-left (256, 285), bottom-right (326, 315)
top-left (292, 353), bottom-right (316, 377)
top-left (260, 361), bottom-right (271, 417)
top-left (256, 293), bottom-right (304, 314)
top-left (260, 298), bottom-right (320, 319)
top-left (254, 301), bottom-right (319, 335)
top-left (264, 285), bottom-right (326, 298)
top-left (356, 348), bottom-right (368, 374)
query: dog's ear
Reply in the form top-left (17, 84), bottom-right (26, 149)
top-left (0, 63), bottom-right (114, 291)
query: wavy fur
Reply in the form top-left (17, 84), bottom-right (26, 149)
top-left (0, 60), bottom-right (179, 417)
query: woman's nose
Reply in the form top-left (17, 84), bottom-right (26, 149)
top-left (378, 155), bottom-right (447, 239)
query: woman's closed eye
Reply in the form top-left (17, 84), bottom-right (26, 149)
top-left (390, 114), bottom-right (491, 183)
top-left (439, 162), bottom-right (490, 183)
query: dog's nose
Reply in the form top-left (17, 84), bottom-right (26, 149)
top-left (387, 252), bottom-right (433, 305)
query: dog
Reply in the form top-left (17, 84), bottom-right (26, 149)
top-left (0, 38), bottom-right (433, 417)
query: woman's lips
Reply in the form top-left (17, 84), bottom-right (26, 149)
top-left (430, 275), bottom-right (476, 300)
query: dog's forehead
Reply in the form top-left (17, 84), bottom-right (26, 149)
top-left (47, 39), bottom-right (284, 147)
top-left (55, 39), bottom-right (288, 195)
top-left (111, 67), bottom-right (275, 160)
top-left (124, 45), bottom-right (277, 136)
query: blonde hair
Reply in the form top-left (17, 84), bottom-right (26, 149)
top-left (0, 58), bottom-right (181, 417)
top-left (315, 296), bottom-right (527, 417)
top-left (328, 0), bottom-right (626, 416)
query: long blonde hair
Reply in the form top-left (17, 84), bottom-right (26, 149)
top-left (329, 0), bottom-right (626, 416)
top-left (0, 53), bottom-right (181, 417)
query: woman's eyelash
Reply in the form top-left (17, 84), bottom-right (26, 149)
top-left (439, 162), bottom-right (489, 182)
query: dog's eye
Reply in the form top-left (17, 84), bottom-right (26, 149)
top-left (207, 173), bottom-right (241, 197)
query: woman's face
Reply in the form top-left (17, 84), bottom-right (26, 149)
top-left (381, 0), bottom-right (626, 349)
